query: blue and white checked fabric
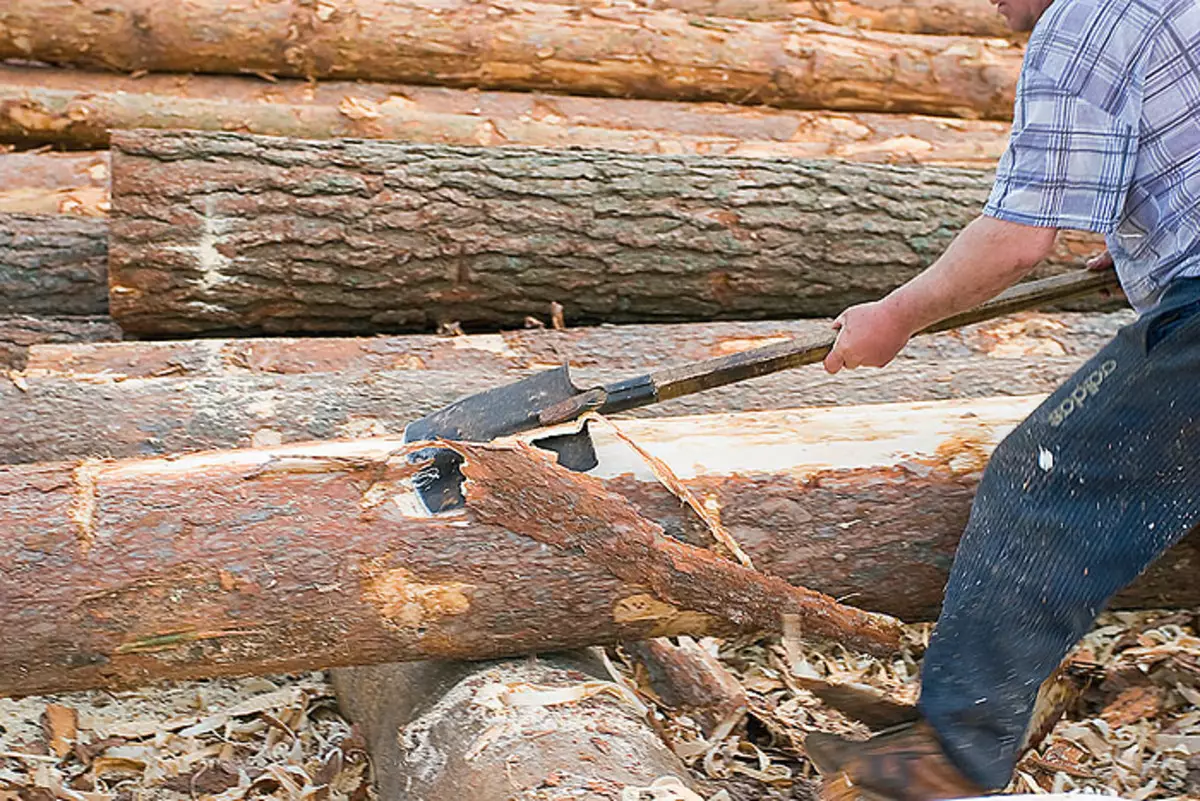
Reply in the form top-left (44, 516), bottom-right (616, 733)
top-left (984, 0), bottom-right (1200, 311)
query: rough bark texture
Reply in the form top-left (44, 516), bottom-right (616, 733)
top-left (2, 397), bottom-right (1195, 698)
top-left (0, 65), bottom-right (1014, 164)
top-left (0, 213), bottom-right (109, 316)
top-left (0, 0), bottom-right (1023, 119)
top-left (22, 312), bottom-right (1131, 381)
top-left (0, 315), bottom-right (123, 370)
top-left (109, 130), bottom-right (1104, 335)
top-left (331, 652), bottom-right (699, 801)
top-left (3, 313), bottom-right (1133, 464)
top-left (625, 637), bottom-right (748, 736)
top-left (458, 440), bottom-right (905, 656)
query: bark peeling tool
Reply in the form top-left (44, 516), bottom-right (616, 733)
top-left (406, 269), bottom-right (1120, 513)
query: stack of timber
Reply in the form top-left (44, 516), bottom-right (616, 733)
top-left (2, 2), bottom-right (1170, 797)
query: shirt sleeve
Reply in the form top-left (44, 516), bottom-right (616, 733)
top-left (984, 65), bottom-right (1140, 234)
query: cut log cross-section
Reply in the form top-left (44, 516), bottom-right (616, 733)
top-left (0, 0), bottom-right (1022, 119)
top-left (2, 397), bottom-right (1197, 698)
top-left (0, 65), bottom-right (1014, 164)
top-left (108, 129), bottom-right (1104, 336)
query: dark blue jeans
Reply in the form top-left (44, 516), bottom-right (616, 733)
top-left (919, 276), bottom-right (1200, 789)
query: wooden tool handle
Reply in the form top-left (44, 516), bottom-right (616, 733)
top-left (538, 268), bottom-right (1120, 424)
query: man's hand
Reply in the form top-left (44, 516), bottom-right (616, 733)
top-left (823, 299), bottom-right (914, 374)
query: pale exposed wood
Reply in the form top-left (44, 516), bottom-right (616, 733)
top-left (0, 0), bottom-right (1023, 119)
top-left (108, 130), bottom-right (1104, 336)
top-left (0, 66), bottom-right (1013, 165)
top-left (2, 397), bottom-right (1196, 697)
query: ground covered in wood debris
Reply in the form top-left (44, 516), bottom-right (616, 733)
top-left (2, 610), bottom-right (1197, 800)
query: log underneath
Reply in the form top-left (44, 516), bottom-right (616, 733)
top-left (0, 65), bottom-right (1013, 165)
top-left (2, 397), bottom-right (1196, 697)
top-left (0, 213), bottom-right (108, 316)
top-left (2, 314), bottom-right (1133, 464)
top-left (108, 129), bottom-right (1104, 335)
top-left (0, 0), bottom-right (1022, 119)
top-left (0, 316), bottom-right (122, 371)
top-left (332, 653), bottom-right (699, 801)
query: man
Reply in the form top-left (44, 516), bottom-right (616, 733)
top-left (805, 0), bottom-right (1200, 796)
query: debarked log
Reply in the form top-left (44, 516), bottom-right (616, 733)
top-left (108, 129), bottom-right (1105, 335)
top-left (1, 313), bottom-right (1134, 464)
top-left (0, 0), bottom-right (1023, 119)
top-left (0, 212), bottom-right (109, 316)
top-left (0, 65), bottom-right (1014, 165)
top-left (2, 396), bottom-right (1197, 697)
top-left (332, 652), bottom-right (701, 801)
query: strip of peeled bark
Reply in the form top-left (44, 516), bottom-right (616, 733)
top-left (625, 638), bottom-right (748, 737)
top-left (332, 652), bottom-right (700, 801)
top-left (3, 397), bottom-right (1196, 697)
top-left (0, 213), bottom-right (108, 316)
top-left (2, 313), bottom-right (1132, 464)
top-left (457, 440), bottom-right (904, 656)
top-left (0, 315), bottom-right (122, 370)
top-left (108, 130), bottom-right (1101, 335)
top-left (0, 0), bottom-right (1022, 119)
top-left (0, 66), bottom-right (1013, 166)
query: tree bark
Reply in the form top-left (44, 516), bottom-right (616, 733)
top-left (331, 652), bottom-right (700, 801)
top-left (0, 0), bottom-right (1023, 119)
top-left (0, 66), bottom-right (1013, 166)
top-left (108, 130), bottom-right (1103, 336)
top-left (0, 148), bottom-right (108, 216)
top-left (531, 0), bottom-right (1014, 35)
top-left (0, 316), bottom-right (122, 370)
top-left (2, 396), bottom-right (1196, 697)
top-left (3, 313), bottom-right (1132, 464)
top-left (0, 213), bottom-right (109, 317)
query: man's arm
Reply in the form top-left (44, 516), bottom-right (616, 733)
top-left (823, 215), bottom-right (1059, 374)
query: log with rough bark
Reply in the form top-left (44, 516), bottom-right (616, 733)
top-left (108, 130), bottom-right (1104, 335)
top-left (0, 66), bottom-right (1013, 165)
top-left (0, 212), bottom-right (109, 316)
top-left (0, 316), bottom-right (122, 370)
top-left (3, 397), bottom-right (1197, 697)
top-left (2, 313), bottom-right (1133, 464)
top-left (332, 652), bottom-right (700, 801)
top-left (0, 0), bottom-right (1023, 119)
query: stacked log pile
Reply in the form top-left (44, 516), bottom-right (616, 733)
top-left (7, 2), bottom-right (1190, 799)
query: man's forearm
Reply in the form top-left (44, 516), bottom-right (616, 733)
top-left (883, 214), bottom-right (1059, 335)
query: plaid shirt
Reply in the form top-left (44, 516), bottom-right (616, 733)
top-left (984, 0), bottom-right (1200, 311)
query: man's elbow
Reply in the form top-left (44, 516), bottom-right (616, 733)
top-left (978, 215), bottom-right (1060, 271)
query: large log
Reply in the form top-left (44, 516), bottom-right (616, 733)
top-left (2, 397), bottom-right (1196, 698)
top-left (0, 0), bottom-right (1023, 119)
top-left (0, 66), bottom-right (1013, 166)
top-left (531, 0), bottom-right (1013, 34)
top-left (0, 315), bottom-right (122, 370)
top-left (0, 212), bottom-right (109, 316)
top-left (332, 653), bottom-right (701, 801)
top-left (2, 313), bottom-right (1133, 464)
top-left (108, 130), bottom-right (1104, 335)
